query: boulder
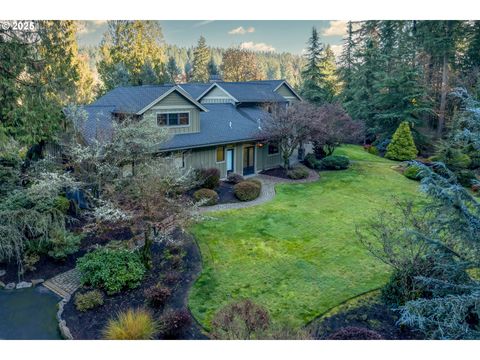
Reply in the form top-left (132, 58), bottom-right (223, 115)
top-left (5, 282), bottom-right (15, 290)
top-left (16, 281), bottom-right (32, 289)
top-left (0, 269), bottom-right (6, 277)
top-left (31, 279), bottom-right (45, 286)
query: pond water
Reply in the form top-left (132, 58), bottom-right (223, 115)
top-left (0, 286), bottom-right (62, 339)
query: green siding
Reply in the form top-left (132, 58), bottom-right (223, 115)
top-left (178, 142), bottom-right (283, 178)
top-left (143, 91), bottom-right (201, 134)
top-left (275, 84), bottom-right (300, 102)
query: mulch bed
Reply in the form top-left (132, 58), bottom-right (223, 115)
top-left (187, 181), bottom-right (242, 205)
top-left (308, 296), bottom-right (423, 340)
top-left (0, 216), bottom-right (133, 284)
top-left (259, 166), bottom-right (290, 179)
top-left (63, 229), bottom-right (207, 340)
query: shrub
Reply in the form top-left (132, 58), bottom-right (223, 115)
top-left (403, 164), bottom-right (423, 181)
top-left (74, 290), bottom-right (104, 312)
top-left (158, 308), bottom-right (192, 338)
top-left (374, 138), bottom-right (391, 153)
top-left (385, 121), bottom-right (418, 161)
top-left (193, 188), bottom-right (219, 206)
top-left (327, 327), bottom-right (383, 340)
top-left (144, 284), bottom-right (171, 308)
top-left (226, 173), bottom-right (244, 184)
top-left (363, 144), bottom-right (379, 156)
top-left (455, 169), bottom-right (477, 187)
top-left (53, 196), bottom-right (70, 214)
top-left (320, 155), bottom-right (350, 170)
top-left (287, 165), bottom-right (310, 180)
top-left (161, 271), bottom-right (182, 286)
top-left (247, 178), bottom-right (262, 187)
top-left (211, 299), bottom-right (270, 340)
top-left (103, 308), bottom-right (158, 340)
top-left (304, 153), bottom-right (321, 170)
top-left (196, 167), bottom-right (220, 189)
top-left (47, 230), bottom-right (82, 260)
top-left (77, 248), bottom-right (146, 295)
top-left (234, 181), bottom-right (261, 201)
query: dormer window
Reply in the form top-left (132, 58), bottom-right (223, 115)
top-left (157, 112), bottom-right (189, 127)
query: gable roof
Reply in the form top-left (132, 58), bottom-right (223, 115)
top-left (90, 85), bottom-right (207, 115)
top-left (160, 103), bottom-right (261, 150)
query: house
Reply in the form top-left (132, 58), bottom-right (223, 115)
top-left (81, 79), bottom-right (302, 178)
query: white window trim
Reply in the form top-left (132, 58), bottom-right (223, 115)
top-left (156, 110), bottom-right (191, 128)
top-left (215, 145), bottom-right (226, 164)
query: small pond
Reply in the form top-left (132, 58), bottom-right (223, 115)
top-left (0, 286), bottom-right (62, 339)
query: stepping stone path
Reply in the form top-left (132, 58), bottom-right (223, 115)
top-left (43, 269), bottom-right (81, 299)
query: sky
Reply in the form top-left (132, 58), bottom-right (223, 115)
top-left (77, 20), bottom-right (347, 56)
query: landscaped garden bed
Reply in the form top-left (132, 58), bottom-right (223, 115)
top-left (63, 229), bottom-right (207, 340)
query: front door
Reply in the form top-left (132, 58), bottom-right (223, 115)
top-left (243, 146), bottom-right (255, 176)
top-left (226, 148), bottom-right (234, 174)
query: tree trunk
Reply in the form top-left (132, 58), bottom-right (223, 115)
top-left (437, 51), bottom-right (449, 137)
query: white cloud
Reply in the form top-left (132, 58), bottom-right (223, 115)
top-left (193, 20), bottom-right (215, 28)
top-left (240, 41), bottom-right (275, 52)
top-left (92, 20), bottom-right (107, 26)
top-left (228, 26), bottom-right (255, 35)
top-left (322, 20), bottom-right (348, 37)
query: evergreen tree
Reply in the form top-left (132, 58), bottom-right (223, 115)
top-left (166, 56), bottom-right (181, 83)
top-left (339, 21), bottom-right (356, 105)
top-left (318, 44), bottom-right (339, 102)
top-left (301, 27), bottom-right (325, 104)
top-left (191, 36), bottom-right (210, 82)
top-left (208, 57), bottom-right (219, 76)
top-left (98, 21), bottom-right (166, 90)
top-left (385, 121), bottom-right (418, 160)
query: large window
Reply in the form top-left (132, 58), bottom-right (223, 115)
top-left (216, 146), bottom-right (225, 162)
top-left (268, 143), bottom-right (279, 155)
top-left (157, 112), bottom-right (189, 127)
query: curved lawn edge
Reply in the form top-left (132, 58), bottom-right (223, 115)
top-left (187, 145), bottom-right (420, 330)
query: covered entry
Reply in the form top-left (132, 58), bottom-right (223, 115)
top-left (243, 145), bottom-right (255, 176)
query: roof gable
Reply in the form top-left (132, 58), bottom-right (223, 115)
top-left (136, 86), bottom-right (208, 114)
top-left (274, 81), bottom-right (302, 101)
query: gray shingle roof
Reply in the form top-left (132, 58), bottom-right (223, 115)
top-left (81, 80), bottom-right (296, 149)
top-left (91, 85), bottom-right (172, 114)
top-left (160, 103), bottom-right (262, 150)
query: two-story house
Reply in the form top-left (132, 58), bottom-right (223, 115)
top-left (81, 79), bottom-right (302, 178)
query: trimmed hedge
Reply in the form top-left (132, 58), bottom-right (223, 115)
top-left (193, 188), bottom-right (219, 206)
top-left (234, 180), bottom-right (261, 201)
top-left (287, 165), bottom-right (310, 180)
top-left (226, 173), bottom-right (244, 184)
top-left (304, 153), bottom-right (321, 170)
top-left (196, 167), bottom-right (220, 189)
top-left (320, 155), bottom-right (350, 170)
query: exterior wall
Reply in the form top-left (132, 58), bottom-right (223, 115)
top-left (200, 86), bottom-right (235, 104)
top-left (275, 84), bottom-right (300, 103)
top-left (143, 91), bottom-right (201, 134)
top-left (178, 141), bottom-right (284, 179)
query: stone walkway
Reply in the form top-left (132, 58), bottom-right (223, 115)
top-left (43, 269), bottom-right (81, 300)
top-left (199, 168), bottom-right (319, 213)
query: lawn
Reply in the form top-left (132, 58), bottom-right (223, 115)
top-left (188, 145), bottom-right (422, 329)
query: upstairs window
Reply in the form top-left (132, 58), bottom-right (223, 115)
top-left (157, 112), bottom-right (189, 127)
top-left (268, 143), bottom-right (279, 155)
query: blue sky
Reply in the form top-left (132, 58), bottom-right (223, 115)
top-left (77, 20), bottom-right (347, 55)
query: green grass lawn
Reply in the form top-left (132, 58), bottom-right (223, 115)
top-left (188, 145), bottom-right (422, 329)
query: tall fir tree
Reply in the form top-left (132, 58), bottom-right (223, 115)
top-left (318, 44), bottom-right (339, 102)
top-left (301, 27), bottom-right (325, 104)
top-left (166, 56), bottom-right (181, 83)
top-left (191, 36), bottom-right (210, 83)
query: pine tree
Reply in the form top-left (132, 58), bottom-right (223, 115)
top-left (301, 27), bottom-right (325, 104)
top-left (339, 21), bottom-right (356, 104)
top-left (318, 44), bottom-right (339, 102)
top-left (208, 58), bottom-right (219, 76)
top-left (385, 121), bottom-right (418, 160)
top-left (191, 36), bottom-right (210, 82)
top-left (166, 56), bottom-right (180, 83)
